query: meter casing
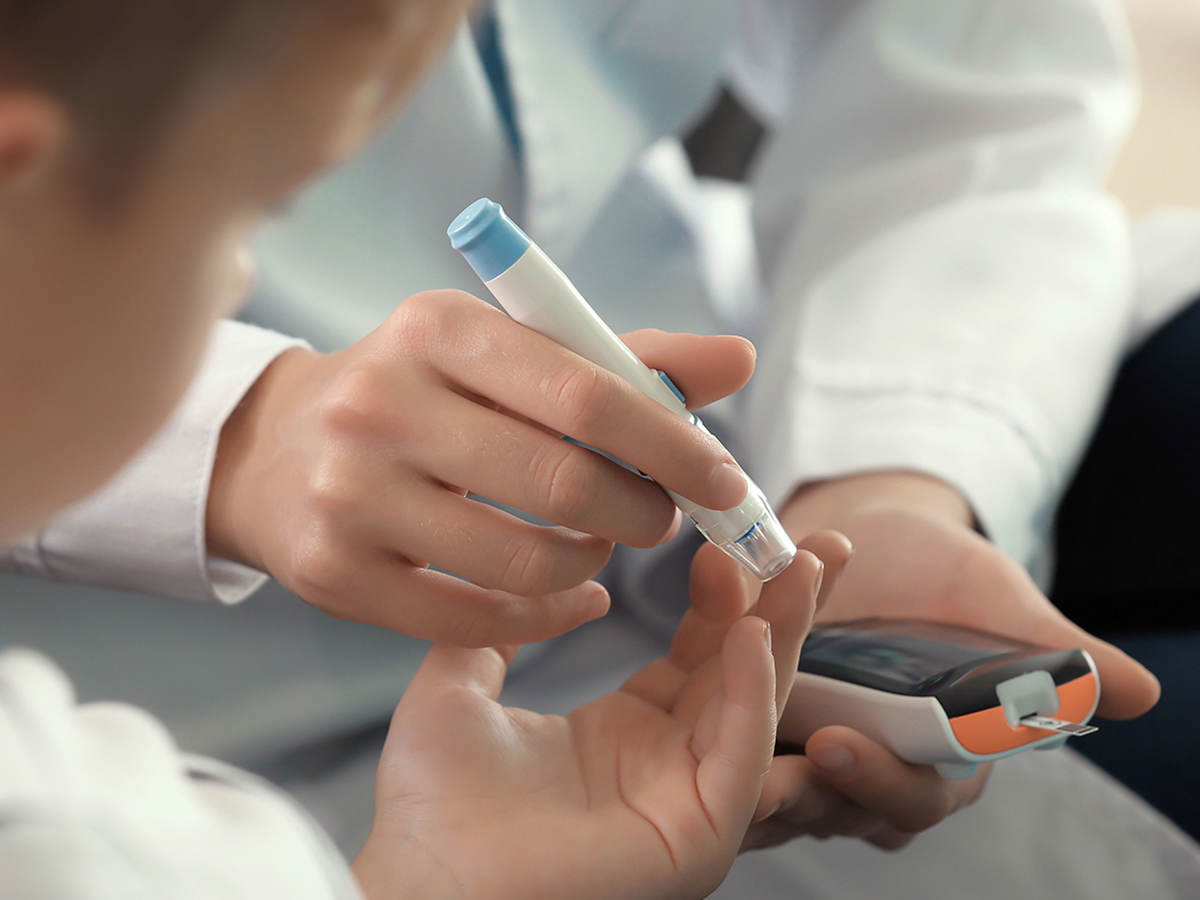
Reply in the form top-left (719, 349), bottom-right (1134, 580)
top-left (784, 619), bottom-right (1100, 778)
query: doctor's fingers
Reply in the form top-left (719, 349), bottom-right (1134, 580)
top-left (402, 390), bottom-right (681, 548)
top-left (743, 754), bottom-right (950, 853)
top-left (742, 755), bottom-right (880, 852)
top-left (288, 538), bottom-right (610, 646)
top-left (804, 727), bottom-right (991, 835)
top-left (618, 330), bottom-right (756, 410)
top-left (355, 475), bottom-right (615, 597)
top-left (412, 294), bottom-right (748, 513)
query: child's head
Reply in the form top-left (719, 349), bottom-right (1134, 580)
top-left (0, 0), bottom-right (468, 543)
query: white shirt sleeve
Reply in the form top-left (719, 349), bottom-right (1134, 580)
top-left (739, 0), bottom-right (1137, 565)
top-left (0, 320), bottom-right (309, 604)
top-left (0, 647), bottom-right (363, 900)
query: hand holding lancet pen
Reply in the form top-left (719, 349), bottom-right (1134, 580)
top-left (448, 198), bottom-right (796, 581)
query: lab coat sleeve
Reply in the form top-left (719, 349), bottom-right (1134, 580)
top-left (0, 648), bottom-right (363, 900)
top-left (740, 0), bottom-right (1137, 565)
top-left (0, 320), bottom-right (309, 604)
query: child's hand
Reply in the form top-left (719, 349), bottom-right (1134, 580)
top-left (351, 550), bottom-right (828, 900)
top-left (206, 290), bottom-right (757, 645)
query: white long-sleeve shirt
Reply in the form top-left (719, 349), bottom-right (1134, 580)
top-left (0, 647), bottom-right (361, 899)
top-left (3, 321), bottom-right (303, 604)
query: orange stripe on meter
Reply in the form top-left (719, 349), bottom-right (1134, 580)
top-left (948, 674), bottom-right (1099, 756)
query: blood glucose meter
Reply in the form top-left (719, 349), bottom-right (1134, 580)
top-left (783, 619), bottom-right (1101, 778)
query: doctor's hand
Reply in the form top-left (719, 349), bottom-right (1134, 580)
top-left (206, 290), bottom-right (757, 645)
top-left (675, 529), bottom-right (973, 854)
top-left (687, 471), bottom-right (1160, 852)
top-left (780, 471), bottom-right (1160, 723)
top-left (351, 549), bottom-right (825, 900)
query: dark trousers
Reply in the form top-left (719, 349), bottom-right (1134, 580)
top-left (1053, 295), bottom-right (1200, 840)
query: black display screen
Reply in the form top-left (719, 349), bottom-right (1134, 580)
top-left (799, 619), bottom-right (1033, 695)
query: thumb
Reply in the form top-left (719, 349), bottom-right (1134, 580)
top-left (1030, 613), bottom-right (1160, 719)
top-left (1084, 641), bottom-right (1161, 720)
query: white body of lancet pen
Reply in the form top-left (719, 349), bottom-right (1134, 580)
top-left (448, 198), bottom-right (797, 581)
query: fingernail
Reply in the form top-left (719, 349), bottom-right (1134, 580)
top-left (809, 744), bottom-right (855, 776)
top-left (709, 462), bottom-right (749, 509)
top-left (753, 801), bottom-right (781, 824)
top-left (812, 559), bottom-right (825, 596)
top-left (583, 583), bottom-right (611, 619)
top-left (763, 621), bottom-right (772, 651)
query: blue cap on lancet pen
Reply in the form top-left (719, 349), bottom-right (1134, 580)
top-left (447, 198), bottom-right (532, 282)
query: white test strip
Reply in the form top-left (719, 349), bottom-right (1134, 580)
top-left (1019, 714), bottom-right (1099, 737)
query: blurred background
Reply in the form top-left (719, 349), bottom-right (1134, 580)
top-left (1109, 0), bottom-right (1200, 214)
top-left (1046, 0), bottom-right (1200, 846)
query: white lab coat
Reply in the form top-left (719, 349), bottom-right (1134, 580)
top-left (7, 2), bottom-right (1200, 896)
top-left (5, 0), bottom-right (1139, 599)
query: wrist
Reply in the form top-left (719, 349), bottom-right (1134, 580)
top-left (205, 347), bottom-right (319, 568)
top-left (779, 470), bottom-right (974, 537)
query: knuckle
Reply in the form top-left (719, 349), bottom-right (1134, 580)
top-left (288, 531), bottom-right (345, 600)
top-left (304, 458), bottom-right (358, 522)
top-left (500, 537), bottom-right (559, 595)
top-left (902, 783), bottom-right (957, 833)
top-left (317, 367), bottom-right (389, 438)
top-left (533, 444), bottom-right (591, 524)
top-left (546, 364), bottom-right (613, 436)
top-left (395, 290), bottom-right (465, 355)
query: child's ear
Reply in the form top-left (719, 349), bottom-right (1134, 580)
top-left (0, 90), bottom-right (66, 189)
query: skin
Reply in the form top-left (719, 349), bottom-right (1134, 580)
top-left (353, 543), bottom-right (844, 900)
top-left (206, 306), bottom-right (759, 645)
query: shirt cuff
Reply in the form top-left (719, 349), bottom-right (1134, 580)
top-left (751, 384), bottom-right (1053, 568)
top-left (15, 321), bottom-right (309, 604)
